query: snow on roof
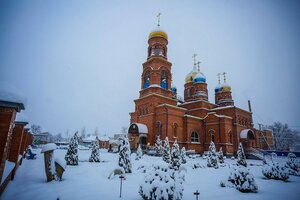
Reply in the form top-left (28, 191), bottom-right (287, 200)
top-left (240, 129), bottom-right (252, 139)
top-left (15, 111), bottom-right (29, 123)
top-left (131, 123), bottom-right (148, 134)
top-left (41, 143), bottom-right (57, 153)
top-left (0, 82), bottom-right (26, 110)
top-left (82, 135), bottom-right (97, 142)
top-left (98, 135), bottom-right (110, 141)
top-left (149, 84), bottom-right (161, 88)
top-left (210, 105), bottom-right (234, 111)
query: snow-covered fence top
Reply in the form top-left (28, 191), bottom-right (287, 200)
top-left (41, 143), bottom-right (57, 153)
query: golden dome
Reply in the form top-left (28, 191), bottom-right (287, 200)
top-left (185, 66), bottom-right (198, 83)
top-left (148, 29), bottom-right (168, 40)
top-left (221, 83), bottom-right (231, 92)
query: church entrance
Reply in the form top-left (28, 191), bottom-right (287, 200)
top-left (128, 123), bottom-right (148, 150)
top-left (240, 129), bottom-right (256, 149)
top-left (139, 135), bottom-right (147, 149)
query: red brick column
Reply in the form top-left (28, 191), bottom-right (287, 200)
top-left (8, 122), bottom-right (27, 180)
top-left (0, 107), bottom-right (17, 184)
top-left (19, 129), bottom-right (29, 159)
top-left (26, 133), bottom-right (33, 148)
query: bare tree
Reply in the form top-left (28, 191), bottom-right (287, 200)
top-left (94, 127), bottom-right (99, 136)
top-left (81, 127), bottom-right (86, 138)
top-left (121, 126), bottom-right (128, 134)
top-left (269, 122), bottom-right (298, 151)
top-left (31, 124), bottom-right (42, 135)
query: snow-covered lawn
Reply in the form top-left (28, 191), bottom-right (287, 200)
top-left (1, 149), bottom-right (300, 200)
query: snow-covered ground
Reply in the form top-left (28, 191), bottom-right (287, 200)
top-left (1, 149), bottom-right (300, 200)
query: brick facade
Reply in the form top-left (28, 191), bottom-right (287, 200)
top-left (128, 28), bottom-right (272, 155)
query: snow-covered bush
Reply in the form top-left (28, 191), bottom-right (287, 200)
top-left (170, 139), bottom-right (181, 170)
top-left (89, 140), bottom-right (100, 162)
top-left (207, 141), bottom-right (218, 169)
top-left (163, 137), bottom-right (171, 163)
top-left (136, 144), bottom-right (143, 160)
top-left (285, 153), bottom-right (300, 176)
top-left (192, 163), bottom-right (206, 169)
top-left (65, 132), bottom-right (79, 165)
top-left (180, 147), bottom-right (187, 164)
top-left (155, 135), bottom-right (163, 156)
top-left (237, 143), bottom-right (247, 167)
top-left (139, 165), bottom-right (185, 200)
top-left (218, 147), bottom-right (224, 164)
top-left (118, 136), bottom-right (132, 173)
top-left (262, 162), bottom-right (289, 181)
top-left (221, 166), bottom-right (258, 193)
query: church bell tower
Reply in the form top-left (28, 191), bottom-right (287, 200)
top-left (139, 13), bottom-right (173, 99)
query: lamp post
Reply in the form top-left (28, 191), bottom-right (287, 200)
top-left (119, 175), bottom-right (125, 198)
top-left (194, 190), bottom-right (200, 200)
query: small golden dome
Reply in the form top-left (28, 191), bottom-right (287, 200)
top-left (148, 29), bottom-right (168, 40)
top-left (185, 66), bottom-right (198, 83)
top-left (221, 83), bottom-right (231, 92)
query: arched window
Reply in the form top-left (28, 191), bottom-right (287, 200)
top-left (191, 131), bottom-right (199, 143)
top-left (173, 123), bottom-right (178, 138)
top-left (161, 70), bottom-right (168, 89)
top-left (144, 71), bottom-right (150, 89)
top-left (154, 45), bottom-right (161, 56)
top-left (229, 130), bottom-right (232, 144)
top-left (211, 133), bottom-right (215, 142)
top-left (156, 121), bottom-right (162, 136)
top-left (187, 88), bottom-right (190, 97)
top-left (209, 130), bottom-right (215, 143)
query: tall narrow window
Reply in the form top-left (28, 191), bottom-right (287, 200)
top-left (187, 88), bottom-right (190, 97)
top-left (154, 45), bottom-right (161, 56)
top-left (209, 130), bottom-right (215, 143)
top-left (229, 131), bottom-right (232, 144)
top-left (191, 131), bottom-right (199, 143)
top-left (144, 71), bottom-right (150, 89)
top-left (173, 123), bottom-right (178, 138)
top-left (161, 70), bottom-right (168, 89)
top-left (156, 121), bottom-right (162, 136)
top-left (211, 134), bottom-right (215, 143)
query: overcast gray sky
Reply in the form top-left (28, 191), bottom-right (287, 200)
top-left (1, 0), bottom-right (299, 136)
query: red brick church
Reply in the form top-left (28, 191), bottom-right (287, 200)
top-left (128, 22), bottom-right (273, 155)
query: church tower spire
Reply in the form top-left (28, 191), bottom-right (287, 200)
top-left (139, 15), bottom-right (174, 100)
top-left (215, 72), bottom-right (234, 106)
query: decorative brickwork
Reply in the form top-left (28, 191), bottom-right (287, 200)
top-left (129, 27), bottom-right (273, 155)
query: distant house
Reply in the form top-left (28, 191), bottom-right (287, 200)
top-left (98, 135), bottom-right (110, 149)
top-left (82, 135), bottom-right (98, 147)
top-left (33, 132), bottom-right (51, 144)
top-left (108, 133), bottom-right (126, 152)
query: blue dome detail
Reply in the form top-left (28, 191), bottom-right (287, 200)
top-left (171, 86), bottom-right (177, 93)
top-left (193, 72), bottom-right (206, 83)
top-left (215, 85), bottom-right (221, 93)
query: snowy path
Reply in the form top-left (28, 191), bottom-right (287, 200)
top-left (1, 149), bottom-right (300, 200)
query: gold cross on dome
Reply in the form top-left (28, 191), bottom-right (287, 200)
top-left (217, 73), bottom-right (221, 84)
top-left (192, 54), bottom-right (197, 66)
top-left (157, 13), bottom-right (161, 27)
top-left (223, 72), bottom-right (227, 83)
top-left (197, 61), bottom-right (201, 71)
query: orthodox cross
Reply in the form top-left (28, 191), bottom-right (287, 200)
top-left (157, 13), bottom-right (161, 27)
top-left (193, 190), bottom-right (200, 200)
top-left (197, 61), bottom-right (201, 71)
top-left (192, 54), bottom-right (197, 66)
top-left (217, 73), bottom-right (221, 84)
top-left (223, 72), bottom-right (227, 83)
top-left (119, 175), bottom-right (125, 198)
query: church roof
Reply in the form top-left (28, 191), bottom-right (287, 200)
top-left (130, 123), bottom-right (148, 134)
